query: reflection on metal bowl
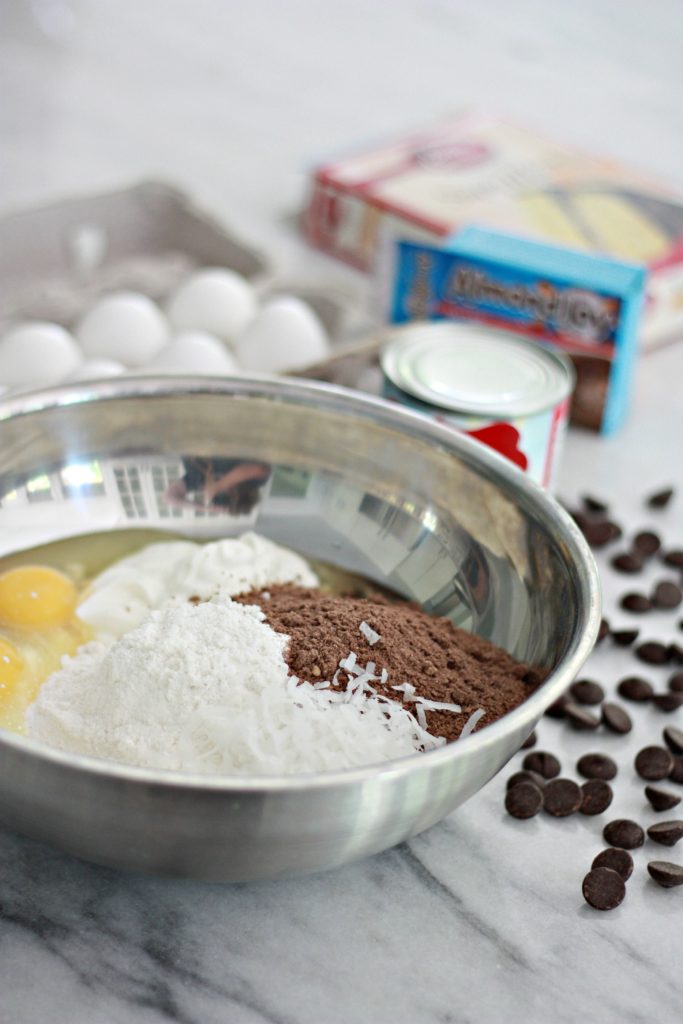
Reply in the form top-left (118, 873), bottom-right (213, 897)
top-left (0, 376), bottom-right (600, 881)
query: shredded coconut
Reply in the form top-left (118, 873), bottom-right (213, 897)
top-left (359, 621), bottom-right (381, 646)
top-left (27, 598), bottom-right (445, 775)
top-left (460, 708), bottom-right (486, 739)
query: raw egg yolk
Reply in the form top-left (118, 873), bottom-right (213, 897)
top-left (0, 637), bottom-right (23, 697)
top-left (0, 566), bottom-right (77, 629)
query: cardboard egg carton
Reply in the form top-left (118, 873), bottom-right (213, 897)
top-left (0, 181), bottom-right (356, 372)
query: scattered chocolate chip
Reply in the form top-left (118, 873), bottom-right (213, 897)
top-left (646, 821), bottom-right (683, 847)
top-left (617, 676), bottom-right (654, 702)
top-left (569, 679), bottom-right (604, 705)
top-left (620, 593), bottom-right (652, 613)
top-left (564, 702), bottom-right (600, 730)
top-left (647, 487), bottom-right (674, 509)
top-left (601, 702), bottom-right (632, 735)
top-left (523, 751), bottom-right (561, 779)
top-left (611, 629), bottom-right (639, 647)
top-left (505, 782), bottom-right (543, 819)
top-left (612, 552), bottom-right (644, 574)
top-left (652, 580), bottom-right (683, 609)
top-left (635, 746), bottom-right (675, 781)
top-left (633, 530), bottom-right (662, 557)
top-left (583, 495), bottom-right (609, 514)
top-left (577, 753), bottom-right (617, 781)
top-left (671, 757), bottom-right (683, 784)
top-left (580, 779), bottom-right (613, 815)
top-left (635, 641), bottom-right (671, 665)
top-left (669, 672), bottom-right (683, 693)
top-left (668, 643), bottom-right (683, 665)
top-left (544, 694), bottom-right (569, 719)
top-left (662, 549), bottom-right (683, 569)
top-left (652, 692), bottom-right (683, 712)
top-left (647, 861), bottom-right (683, 888)
top-left (582, 867), bottom-right (626, 910)
top-left (597, 618), bottom-right (610, 644)
top-left (592, 847), bottom-right (634, 881)
top-left (542, 778), bottom-right (582, 817)
top-left (645, 786), bottom-right (682, 812)
top-left (603, 819), bottom-right (645, 850)
top-left (663, 727), bottom-right (683, 755)
top-left (580, 519), bottom-right (619, 548)
top-left (519, 730), bottom-right (537, 750)
top-left (506, 770), bottom-right (546, 791)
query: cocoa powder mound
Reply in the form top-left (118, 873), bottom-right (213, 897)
top-left (235, 585), bottom-right (542, 742)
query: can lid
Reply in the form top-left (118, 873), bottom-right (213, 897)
top-left (380, 322), bottom-right (573, 416)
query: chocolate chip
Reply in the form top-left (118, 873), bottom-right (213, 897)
top-left (647, 487), bottom-right (675, 509)
top-left (544, 695), bottom-right (569, 719)
top-left (647, 861), bottom-right (683, 887)
top-left (671, 757), bottom-right (683, 784)
top-left (603, 819), bottom-right (645, 849)
top-left (670, 672), bottom-right (683, 693)
top-left (505, 782), bottom-right (543, 819)
top-left (652, 580), bottom-right (683, 609)
top-left (652, 692), bottom-right (683, 712)
top-left (582, 867), bottom-right (626, 910)
top-left (577, 752), bottom-right (617, 780)
top-left (597, 618), bottom-right (610, 644)
top-left (620, 593), bottom-right (652, 613)
top-left (601, 702), bottom-right (633, 734)
top-left (542, 778), bottom-right (582, 817)
top-left (581, 519), bottom-right (621, 548)
top-left (646, 821), bottom-right (683, 847)
top-left (663, 727), bottom-right (683, 755)
top-left (519, 730), bottom-right (537, 750)
top-left (617, 676), bottom-right (654, 702)
top-left (663, 549), bottom-right (683, 569)
top-left (583, 495), bottom-right (609, 514)
top-left (564, 702), bottom-right (600, 730)
top-left (633, 530), bottom-right (662, 557)
top-left (569, 679), bottom-right (604, 705)
top-left (635, 745), bottom-right (675, 780)
top-left (645, 786), bottom-right (681, 812)
top-left (523, 751), bottom-right (561, 779)
top-left (592, 847), bottom-right (634, 881)
top-left (669, 643), bottom-right (683, 665)
top-left (611, 629), bottom-right (639, 647)
top-left (635, 641), bottom-right (671, 665)
top-left (580, 779), bottom-right (613, 815)
top-left (612, 552), bottom-right (644, 574)
top-left (506, 770), bottom-right (546, 791)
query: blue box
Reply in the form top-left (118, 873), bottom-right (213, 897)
top-left (387, 226), bottom-right (647, 433)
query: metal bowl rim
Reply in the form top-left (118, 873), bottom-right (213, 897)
top-left (0, 374), bottom-right (601, 791)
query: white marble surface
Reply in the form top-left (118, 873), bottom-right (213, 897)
top-left (2, 2), bottom-right (683, 1022)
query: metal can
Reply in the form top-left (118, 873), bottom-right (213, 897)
top-left (380, 322), bottom-right (575, 490)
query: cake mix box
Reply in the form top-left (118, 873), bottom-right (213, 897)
top-left (383, 229), bottom-right (646, 434)
top-left (303, 113), bottom-right (683, 350)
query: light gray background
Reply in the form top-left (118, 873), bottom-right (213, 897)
top-left (1, 2), bottom-right (683, 1022)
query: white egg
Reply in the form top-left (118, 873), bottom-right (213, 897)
top-left (65, 358), bottom-right (125, 381)
top-left (76, 292), bottom-right (169, 366)
top-left (234, 296), bottom-right (331, 373)
top-left (145, 331), bottom-right (239, 376)
top-left (166, 268), bottom-right (257, 344)
top-left (0, 322), bottom-right (83, 387)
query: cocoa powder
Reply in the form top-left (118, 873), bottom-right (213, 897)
top-left (235, 585), bottom-right (541, 742)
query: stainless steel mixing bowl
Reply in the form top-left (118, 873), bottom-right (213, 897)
top-left (0, 377), bottom-right (600, 881)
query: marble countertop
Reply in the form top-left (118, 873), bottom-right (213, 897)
top-left (2, 2), bottom-right (683, 1021)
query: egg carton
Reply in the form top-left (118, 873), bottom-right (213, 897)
top-left (0, 180), bottom-right (355, 373)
